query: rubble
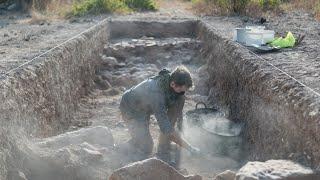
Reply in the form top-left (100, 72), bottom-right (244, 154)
top-left (101, 56), bottom-right (120, 69)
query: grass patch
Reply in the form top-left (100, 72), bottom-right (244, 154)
top-left (33, 0), bottom-right (52, 11)
top-left (191, 0), bottom-right (252, 15)
top-left (125, 0), bottom-right (157, 10)
top-left (10, 0), bottom-right (157, 18)
top-left (191, 0), bottom-right (320, 20)
top-left (71, 0), bottom-right (130, 16)
top-left (257, 0), bottom-right (281, 10)
top-left (316, 2), bottom-right (320, 20)
top-left (245, 0), bottom-right (282, 17)
top-left (282, 0), bottom-right (320, 20)
top-left (191, 0), bottom-right (217, 15)
top-left (71, 0), bottom-right (157, 16)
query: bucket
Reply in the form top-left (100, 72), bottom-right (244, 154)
top-left (186, 102), bottom-right (244, 137)
top-left (185, 102), bottom-right (245, 159)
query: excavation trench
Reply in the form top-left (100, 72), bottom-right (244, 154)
top-left (1, 18), bottom-right (320, 180)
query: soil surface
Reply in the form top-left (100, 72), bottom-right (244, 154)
top-left (2, 0), bottom-right (320, 179)
top-left (202, 12), bottom-right (320, 95)
top-left (0, 13), bottom-right (105, 75)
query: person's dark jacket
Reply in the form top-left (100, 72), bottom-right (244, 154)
top-left (120, 70), bottom-right (181, 134)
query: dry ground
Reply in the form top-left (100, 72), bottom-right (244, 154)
top-left (2, 0), bottom-right (320, 179)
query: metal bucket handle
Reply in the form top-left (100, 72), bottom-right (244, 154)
top-left (195, 102), bottom-right (207, 110)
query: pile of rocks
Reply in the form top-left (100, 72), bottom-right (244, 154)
top-left (94, 37), bottom-right (201, 96)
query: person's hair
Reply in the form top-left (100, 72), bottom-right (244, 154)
top-left (169, 66), bottom-right (193, 88)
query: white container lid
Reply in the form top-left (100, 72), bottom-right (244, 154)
top-left (246, 26), bottom-right (266, 30)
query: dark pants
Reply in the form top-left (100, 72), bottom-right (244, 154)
top-left (121, 96), bottom-right (185, 166)
top-left (121, 113), bottom-right (154, 159)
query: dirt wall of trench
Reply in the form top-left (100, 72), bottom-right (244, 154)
top-left (196, 21), bottom-right (320, 168)
top-left (108, 18), bottom-right (198, 39)
top-left (0, 20), bottom-right (110, 137)
top-left (0, 19), bottom-right (110, 179)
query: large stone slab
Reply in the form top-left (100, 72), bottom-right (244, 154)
top-left (36, 126), bottom-right (114, 149)
top-left (28, 126), bottom-right (118, 180)
top-left (109, 158), bottom-right (202, 180)
top-left (214, 170), bottom-right (236, 180)
top-left (236, 160), bottom-right (318, 180)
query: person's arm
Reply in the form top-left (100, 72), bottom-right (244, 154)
top-left (168, 130), bottom-right (193, 150)
top-left (175, 96), bottom-right (185, 131)
top-left (153, 96), bottom-right (200, 153)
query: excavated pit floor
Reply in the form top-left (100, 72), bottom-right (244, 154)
top-left (4, 10), bottom-right (320, 180)
top-left (59, 36), bottom-right (248, 179)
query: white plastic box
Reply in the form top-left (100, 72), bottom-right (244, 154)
top-left (245, 31), bottom-right (264, 46)
top-left (261, 30), bottom-right (275, 44)
top-left (234, 26), bottom-right (275, 46)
